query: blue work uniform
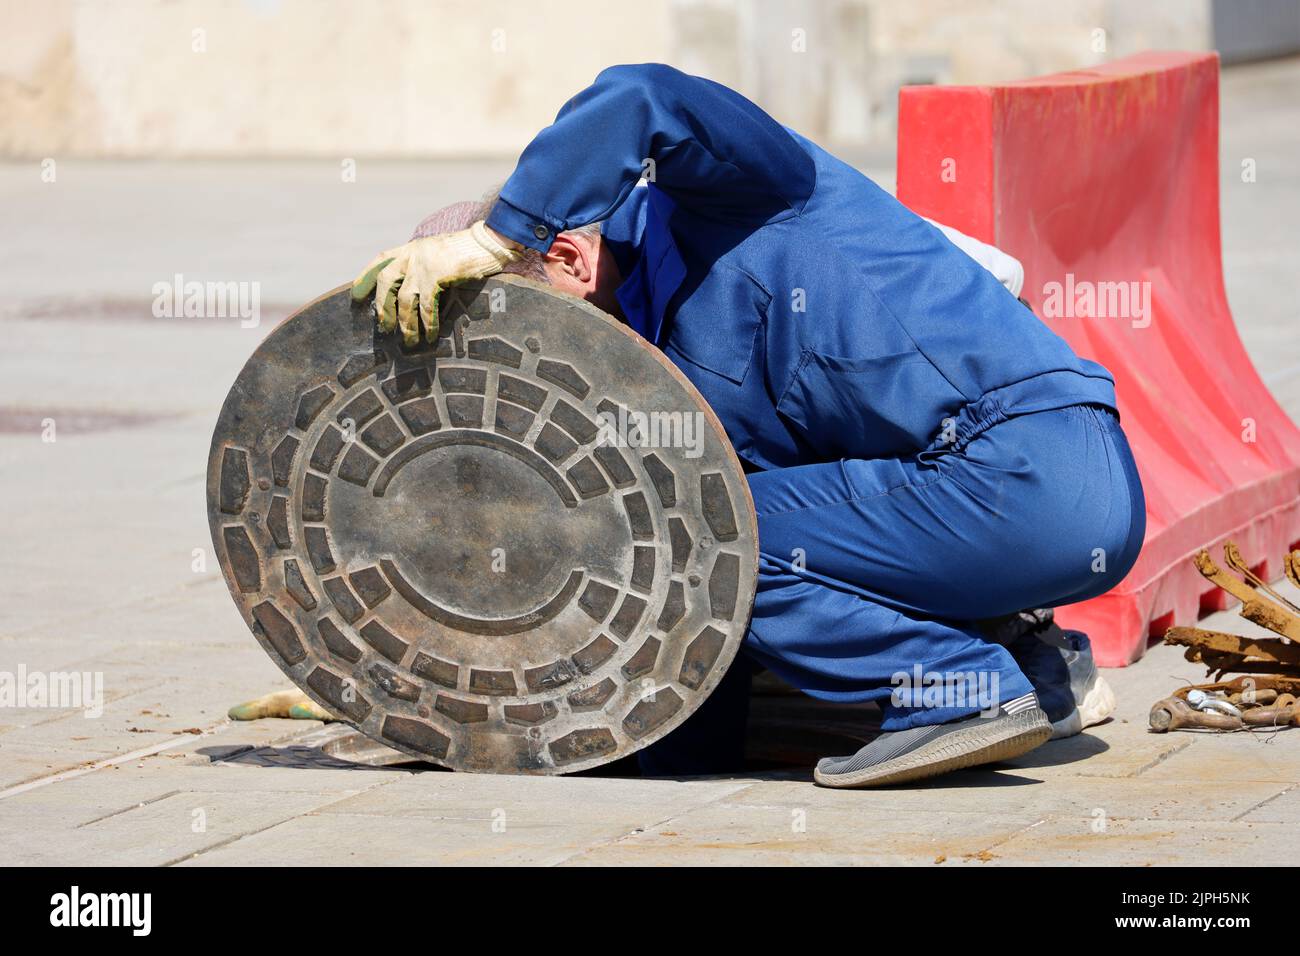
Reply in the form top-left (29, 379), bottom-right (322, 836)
top-left (486, 64), bottom-right (1146, 773)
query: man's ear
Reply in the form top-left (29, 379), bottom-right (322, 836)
top-left (545, 233), bottom-right (594, 283)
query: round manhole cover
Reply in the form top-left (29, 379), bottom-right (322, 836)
top-left (207, 276), bottom-right (758, 773)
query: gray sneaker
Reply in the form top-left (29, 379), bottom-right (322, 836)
top-left (813, 692), bottom-right (1051, 788)
top-left (1007, 623), bottom-right (1116, 740)
top-left (982, 610), bottom-right (1117, 740)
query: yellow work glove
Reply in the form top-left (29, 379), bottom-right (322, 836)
top-left (351, 221), bottom-right (521, 347)
top-left (228, 689), bottom-right (335, 722)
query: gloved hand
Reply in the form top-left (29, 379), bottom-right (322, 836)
top-left (228, 689), bottom-right (335, 722)
top-left (351, 221), bottom-right (521, 347)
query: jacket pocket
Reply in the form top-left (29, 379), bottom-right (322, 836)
top-left (665, 272), bottom-right (766, 384)
top-left (776, 348), bottom-right (962, 459)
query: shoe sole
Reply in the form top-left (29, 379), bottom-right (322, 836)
top-left (814, 707), bottom-right (1053, 789)
top-left (1049, 673), bottom-right (1117, 740)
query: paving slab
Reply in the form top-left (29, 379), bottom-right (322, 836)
top-left (314, 771), bottom-right (752, 821)
top-left (972, 816), bottom-right (1295, 867)
top-left (7, 788), bottom-right (379, 867)
top-left (718, 772), bottom-right (1289, 824)
top-left (177, 809), bottom-right (622, 867)
top-left (560, 802), bottom-right (1043, 866)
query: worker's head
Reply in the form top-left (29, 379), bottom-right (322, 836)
top-left (412, 191), bottom-right (625, 320)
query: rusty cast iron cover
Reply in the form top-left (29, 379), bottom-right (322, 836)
top-left (207, 276), bottom-right (758, 773)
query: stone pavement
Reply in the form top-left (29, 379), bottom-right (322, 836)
top-left (1, 56), bottom-right (1298, 865)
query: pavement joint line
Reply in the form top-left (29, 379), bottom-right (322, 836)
top-left (0, 717), bottom-right (353, 806)
top-left (545, 780), bottom-right (763, 867)
top-left (173, 775), bottom-right (408, 867)
top-left (0, 720), bottom-right (232, 802)
top-left (1129, 735), bottom-right (1193, 776)
top-left (975, 816), bottom-right (1049, 859)
top-left (161, 812), bottom-right (322, 868)
top-left (76, 789), bottom-right (183, 829)
top-left (548, 810), bottom-right (701, 867)
top-left (1229, 781), bottom-right (1297, 823)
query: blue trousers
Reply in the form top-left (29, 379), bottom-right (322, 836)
top-left (638, 402), bottom-right (1146, 775)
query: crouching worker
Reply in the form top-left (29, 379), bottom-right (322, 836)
top-left (348, 64), bottom-right (1146, 788)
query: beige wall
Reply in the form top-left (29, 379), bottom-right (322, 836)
top-left (0, 0), bottom-right (674, 157)
top-left (0, 0), bottom-right (1211, 158)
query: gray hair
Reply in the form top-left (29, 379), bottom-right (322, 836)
top-left (410, 185), bottom-right (600, 283)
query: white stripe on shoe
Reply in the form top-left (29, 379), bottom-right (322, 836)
top-left (1001, 691), bottom-right (1040, 716)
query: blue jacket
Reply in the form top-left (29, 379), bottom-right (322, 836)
top-left (486, 64), bottom-right (1116, 470)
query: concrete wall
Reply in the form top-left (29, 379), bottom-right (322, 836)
top-left (0, 0), bottom-right (674, 157)
top-left (0, 0), bottom-right (1215, 158)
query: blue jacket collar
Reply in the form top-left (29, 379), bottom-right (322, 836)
top-left (612, 185), bottom-right (686, 346)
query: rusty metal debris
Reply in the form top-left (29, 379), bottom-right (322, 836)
top-left (1149, 675), bottom-right (1300, 732)
top-left (1164, 543), bottom-right (1300, 678)
top-left (1150, 542), bottom-right (1300, 733)
top-left (207, 278), bottom-right (759, 774)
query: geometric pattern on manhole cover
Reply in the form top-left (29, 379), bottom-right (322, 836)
top-left (207, 276), bottom-right (758, 774)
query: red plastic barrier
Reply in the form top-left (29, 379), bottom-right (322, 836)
top-left (897, 52), bottom-right (1300, 665)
